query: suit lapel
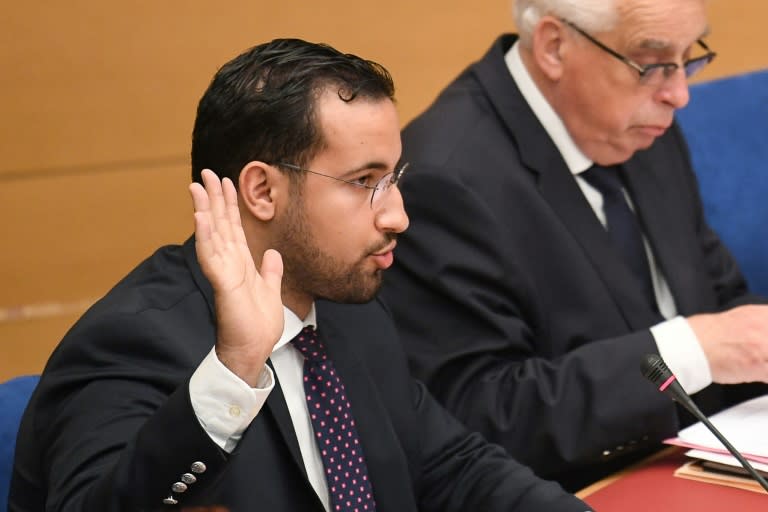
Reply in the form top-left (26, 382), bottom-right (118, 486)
top-left (537, 158), bottom-right (661, 329)
top-left (622, 145), bottom-right (703, 315)
top-left (264, 360), bottom-right (309, 479)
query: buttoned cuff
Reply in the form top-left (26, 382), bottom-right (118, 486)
top-left (189, 347), bottom-right (274, 452)
top-left (650, 316), bottom-right (712, 394)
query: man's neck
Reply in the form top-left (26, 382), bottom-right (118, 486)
top-left (282, 288), bottom-right (313, 321)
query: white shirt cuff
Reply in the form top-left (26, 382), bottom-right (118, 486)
top-left (189, 347), bottom-right (274, 452)
top-left (650, 316), bottom-right (712, 395)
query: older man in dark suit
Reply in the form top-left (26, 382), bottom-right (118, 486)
top-left (382, 0), bottom-right (768, 492)
top-left (9, 38), bottom-right (591, 511)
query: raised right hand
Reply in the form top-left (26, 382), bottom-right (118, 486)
top-left (189, 169), bottom-right (284, 386)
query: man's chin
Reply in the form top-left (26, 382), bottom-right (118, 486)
top-left (597, 143), bottom-right (649, 166)
top-left (318, 277), bottom-right (383, 305)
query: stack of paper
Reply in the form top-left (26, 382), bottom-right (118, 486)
top-left (663, 394), bottom-right (768, 494)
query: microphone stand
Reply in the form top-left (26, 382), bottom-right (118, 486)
top-left (675, 396), bottom-right (768, 493)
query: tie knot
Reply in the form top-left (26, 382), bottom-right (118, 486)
top-left (291, 326), bottom-right (327, 362)
top-left (581, 164), bottom-right (624, 196)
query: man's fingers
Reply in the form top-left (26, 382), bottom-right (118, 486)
top-left (189, 181), bottom-right (211, 216)
top-left (201, 169), bottom-right (235, 242)
top-left (222, 177), bottom-right (248, 245)
top-left (190, 182), bottom-right (215, 262)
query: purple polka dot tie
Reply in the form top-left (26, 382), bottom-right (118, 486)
top-left (292, 326), bottom-right (377, 512)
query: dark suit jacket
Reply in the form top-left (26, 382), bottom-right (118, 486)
top-left (9, 237), bottom-right (590, 511)
top-left (381, 34), bottom-right (766, 491)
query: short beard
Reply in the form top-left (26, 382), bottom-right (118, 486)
top-left (273, 193), bottom-right (392, 305)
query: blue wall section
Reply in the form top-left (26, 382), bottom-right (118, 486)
top-left (677, 69), bottom-right (768, 297)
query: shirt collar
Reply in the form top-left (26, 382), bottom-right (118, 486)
top-left (504, 41), bottom-right (593, 176)
top-left (274, 303), bottom-right (318, 353)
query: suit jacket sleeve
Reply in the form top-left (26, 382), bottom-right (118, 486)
top-left (11, 305), bottom-right (229, 511)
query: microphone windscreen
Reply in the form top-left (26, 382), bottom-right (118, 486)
top-left (640, 353), bottom-right (670, 386)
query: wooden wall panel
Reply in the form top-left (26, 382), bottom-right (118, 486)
top-left (1, 0), bottom-right (767, 379)
top-left (0, 163), bottom-right (190, 306)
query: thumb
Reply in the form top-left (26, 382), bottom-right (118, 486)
top-left (260, 248), bottom-right (284, 292)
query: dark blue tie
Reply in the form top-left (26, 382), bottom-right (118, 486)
top-left (292, 326), bottom-right (377, 512)
top-left (582, 165), bottom-right (657, 309)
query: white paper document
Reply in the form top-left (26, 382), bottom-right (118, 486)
top-left (664, 393), bottom-right (768, 464)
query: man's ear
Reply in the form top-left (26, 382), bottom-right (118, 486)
top-left (531, 16), bottom-right (568, 81)
top-left (238, 161), bottom-right (286, 221)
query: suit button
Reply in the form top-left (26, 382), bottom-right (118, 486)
top-left (190, 461), bottom-right (207, 474)
top-left (172, 482), bottom-right (188, 493)
top-left (163, 496), bottom-right (178, 505)
top-left (181, 473), bottom-right (197, 484)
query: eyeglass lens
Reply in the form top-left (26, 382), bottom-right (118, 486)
top-left (371, 172), bottom-right (396, 207)
top-left (684, 56), bottom-right (711, 77)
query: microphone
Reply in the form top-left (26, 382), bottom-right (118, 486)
top-left (640, 353), bottom-right (768, 493)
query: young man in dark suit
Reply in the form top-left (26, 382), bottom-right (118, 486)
top-left (381, 0), bottom-right (768, 492)
top-left (9, 38), bottom-right (591, 511)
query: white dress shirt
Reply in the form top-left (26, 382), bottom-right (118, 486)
top-left (505, 41), bottom-right (712, 394)
top-left (189, 304), bottom-right (331, 511)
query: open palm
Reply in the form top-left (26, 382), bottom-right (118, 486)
top-left (189, 169), bottom-right (284, 385)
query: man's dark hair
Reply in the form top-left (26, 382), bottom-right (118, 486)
top-left (191, 38), bottom-right (395, 185)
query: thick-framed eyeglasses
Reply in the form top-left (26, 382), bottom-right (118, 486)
top-left (275, 161), bottom-right (410, 208)
top-left (562, 19), bottom-right (716, 86)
